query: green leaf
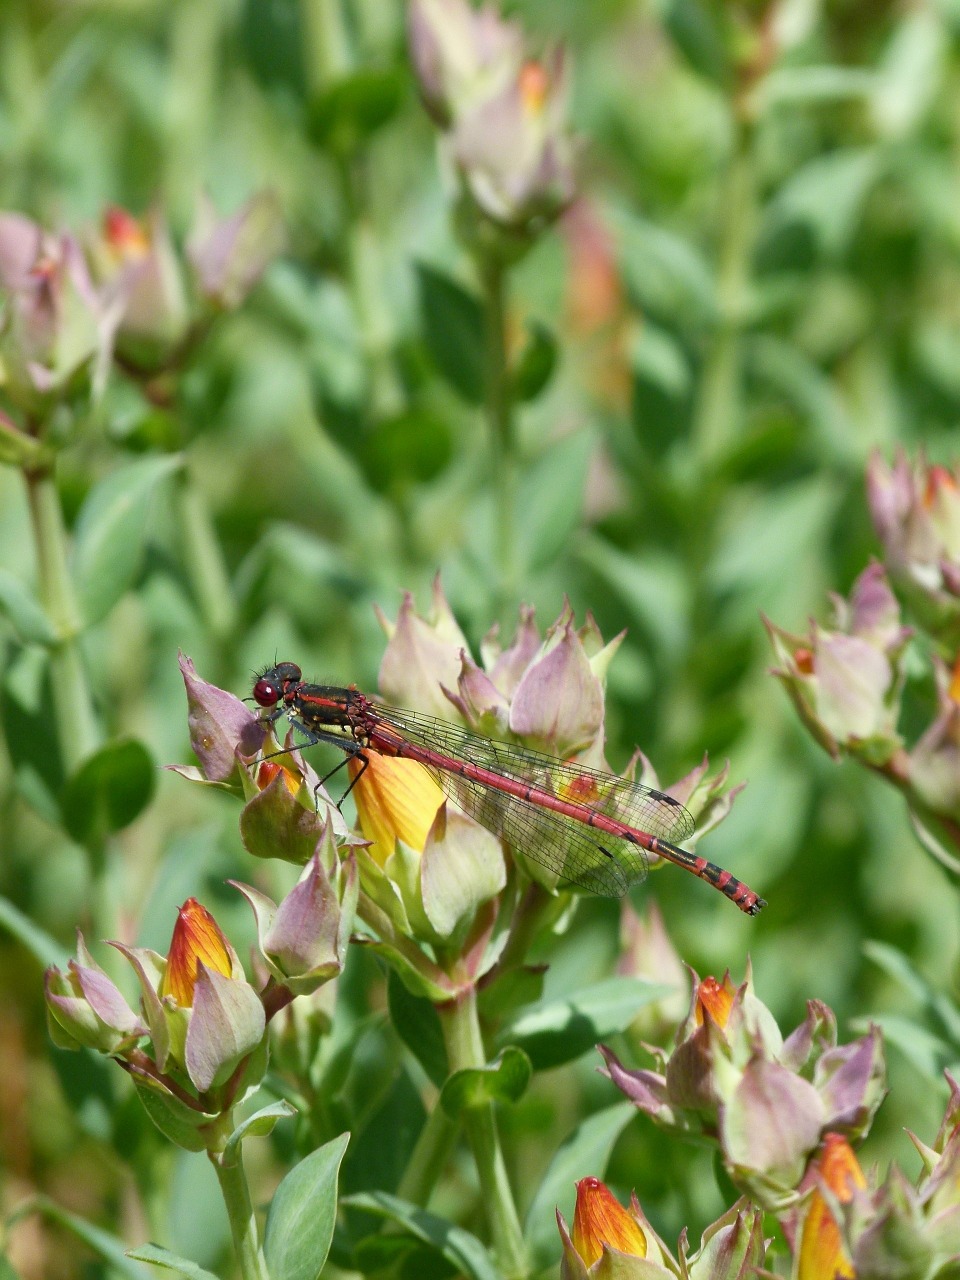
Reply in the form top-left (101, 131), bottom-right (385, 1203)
top-left (133, 1081), bottom-right (212, 1153)
top-left (0, 412), bottom-right (47, 468)
top-left (0, 570), bottom-right (56, 644)
top-left (60, 738), bottom-right (156, 846)
top-left (611, 209), bottom-right (716, 331)
top-left (361, 409), bottom-right (453, 492)
top-left (511, 320), bottom-right (558, 402)
top-left (762, 148), bottom-right (882, 259)
top-left (440, 1047), bottom-right (532, 1116)
top-left (223, 1100), bottom-right (297, 1163)
top-left (264, 1132), bottom-right (350, 1280)
top-left (497, 977), bottom-right (671, 1070)
top-left (71, 455), bottom-right (181, 626)
top-left (578, 534), bottom-right (690, 657)
top-left (342, 1191), bottom-right (500, 1280)
top-left (516, 429), bottom-right (594, 573)
top-left (761, 65), bottom-right (876, 109)
top-left (416, 263), bottom-right (485, 404)
top-left (308, 67), bottom-right (405, 149)
top-left (387, 969), bottom-right (448, 1088)
top-left (9, 1195), bottom-right (150, 1278)
top-left (125, 1244), bottom-right (220, 1279)
top-left (657, 0), bottom-right (731, 86)
top-left (0, 895), bottom-right (69, 969)
top-left (524, 1102), bottom-right (636, 1270)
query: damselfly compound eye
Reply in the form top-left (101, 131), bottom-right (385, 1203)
top-left (253, 678), bottom-right (281, 708)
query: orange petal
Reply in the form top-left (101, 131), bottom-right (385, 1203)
top-left (349, 753), bottom-right (444, 866)
top-left (797, 1134), bottom-right (866, 1280)
top-left (949, 654), bottom-right (960, 706)
top-left (696, 973), bottom-right (737, 1028)
top-left (160, 898), bottom-right (233, 1007)
top-left (257, 759), bottom-right (302, 795)
top-left (571, 1177), bottom-right (647, 1268)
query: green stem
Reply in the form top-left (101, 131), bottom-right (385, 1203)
top-left (345, 206), bottom-right (404, 419)
top-left (481, 256), bottom-right (518, 625)
top-left (395, 1097), bottom-right (459, 1207)
top-left (690, 124), bottom-right (757, 464)
top-left (23, 466), bottom-right (100, 774)
top-left (210, 1144), bottom-right (270, 1280)
top-left (438, 991), bottom-right (529, 1280)
top-left (175, 467), bottom-right (236, 645)
top-left (301, 0), bottom-right (351, 90)
top-left (165, 0), bottom-right (223, 221)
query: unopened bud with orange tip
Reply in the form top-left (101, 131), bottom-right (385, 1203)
top-left (868, 450), bottom-right (960, 642)
top-left (256, 759), bottom-right (302, 797)
top-left (601, 967), bottom-right (885, 1211)
top-left (558, 1178), bottom-right (678, 1279)
top-left (160, 898), bottom-right (236, 1007)
top-left (571, 1178), bottom-right (648, 1266)
top-left (695, 973), bottom-right (737, 1029)
top-left (765, 561), bottom-right (909, 766)
top-left (795, 1133), bottom-right (864, 1280)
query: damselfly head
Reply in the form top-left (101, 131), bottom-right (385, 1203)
top-left (252, 662), bottom-right (303, 708)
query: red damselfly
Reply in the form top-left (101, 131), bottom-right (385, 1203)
top-left (252, 663), bottom-right (766, 915)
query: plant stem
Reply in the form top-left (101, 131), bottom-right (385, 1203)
top-left (23, 466), bottom-right (100, 774)
top-left (210, 1143), bottom-right (270, 1280)
top-left (480, 255), bottom-right (518, 626)
top-left (690, 122), bottom-right (757, 464)
top-left (395, 1097), bottom-right (459, 1207)
top-left (345, 205), bottom-right (404, 419)
top-left (175, 466), bottom-right (237, 647)
top-left (438, 990), bottom-right (529, 1280)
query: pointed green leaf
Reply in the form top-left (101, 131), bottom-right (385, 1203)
top-left (497, 977), bottom-right (671, 1070)
top-left (126, 1244), bottom-right (220, 1279)
top-left (511, 320), bottom-right (557, 403)
top-left (342, 1190), bottom-right (501, 1280)
top-left (10, 1195), bottom-right (149, 1278)
top-left (387, 970), bottom-right (448, 1087)
top-left (416, 263), bottom-right (485, 403)
top-left (0, 895), bottom-right (69, 969)
top-left (72, 455), bottom-right (181, 626)
top-left (0, 570), bottom-right (56, 645)
top-left (264, 1132), bottom-right (349, 1280)
top-left (223, 1101), bottom-right (297, 1163)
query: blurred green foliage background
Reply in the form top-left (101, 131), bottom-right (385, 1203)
top-left (2, 0), bottom-right (960, 1275)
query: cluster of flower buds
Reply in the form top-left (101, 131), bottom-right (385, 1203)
top-left (764, 561), bottom-right (910, 766)
top-left (558, 1176), bottom-right (765, 1278)
top-left (600, 966), bottom-right (885, 1211)
top-left (171, 580), bottom-right (745, 998)
top-left (783, 1075), bottom-right (960, 1275)
top-left (0, 195), bottom-right (282, 441)
top-left (768, 451), bottom-right (960, 846)
top-left (407, 0), bottom-right (575, 239)
top-left (90, 193), bottom-right (283, 376)
top-left (45, 876), bottom-right (350, 1151)
top-left (0, 212), bottom-right (119, 417)
top-left (375, 579), bottom-right (743, 886)
top-left (867, 451), bottom-right (960, 646)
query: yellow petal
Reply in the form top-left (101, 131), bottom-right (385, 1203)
top-left (160, 898), bottom-right (233, 1007)
top-left (349, 753), bottom-right (444, 866)
top-left (797, 1134), bottom-right (866, 1280)
top-left (571, 1177), bottom-right (647, 1268)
